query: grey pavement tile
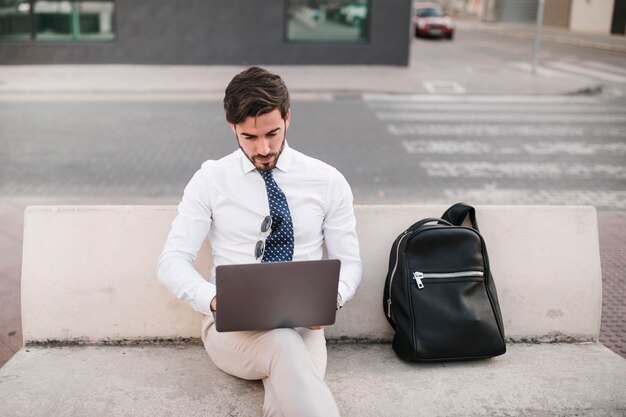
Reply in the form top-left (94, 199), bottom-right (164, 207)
top-left (0, 201), bottom-right (26, 241)
top-left (0, 229), bottom-right (21, 252)
top-left (0, 264), bottom-right (22, 287)
top-left (0, 342), bottom-right (17, 368)
top-left (597, 211), bottom-right (626, 359)
top-left (0, 247), bottom-right (22, 273)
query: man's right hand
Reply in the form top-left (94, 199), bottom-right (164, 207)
top-left (210, 296), bottom-right (217, 312)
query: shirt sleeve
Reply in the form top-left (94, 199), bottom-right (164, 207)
top-left (157, 169), bottom-right (216, 316)
top-left (323, 169), bottom-right (363, 305)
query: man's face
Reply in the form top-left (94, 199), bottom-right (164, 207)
top-left (232, 108), bottom-right (290, 172)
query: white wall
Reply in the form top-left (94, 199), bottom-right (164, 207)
top-left (570, 0), bottom-right (615, 33)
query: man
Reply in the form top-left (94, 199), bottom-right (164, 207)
top-left (157, 67), bottom-right (362, 416)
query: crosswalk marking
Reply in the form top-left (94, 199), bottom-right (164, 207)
top-left (510, 60), bottom-right (626, 84)
top-left (368, 103), bottom-right (626, 113)
top-left (402, 140), bottom-right (626, 155)
top-left (388, 124), bottom-right (625, 137)
top-left (420, 162), bottom-right (626, 179)
top-left (377, 112), bottom-right (625, 123)
top-left (365, 94), bottom-right (626, 209)
top-left (423, 81), bottom-right (466, 94)
top-left (547, 61), bottom-right (626, 84)
top-left (442, 188), bottom-right (626, 210)
top-left (509, 62), bottom-right (592, 82)
top-left (584, 61), bottom-right (626, 77)
top-left (363, 93), bottom-right (601, 103)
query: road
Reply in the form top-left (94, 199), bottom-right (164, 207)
top-left (1, 95), bottom-right (625, 209)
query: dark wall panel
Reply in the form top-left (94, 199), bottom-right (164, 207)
top-left (499, 0), bottom-right (539, 23)
top-left (0, 0), bottom-right (412, 65)
top-left (612, 0), bottom-right (626, 35)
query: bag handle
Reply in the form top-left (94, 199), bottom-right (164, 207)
top-left (441, 202), bottom-right (479, 231)
top-left (407, 217), bottom-right (452, 232)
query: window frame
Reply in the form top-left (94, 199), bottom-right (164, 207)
top-left (283, 0), bottom-right (372, 44)
top-left (0, 0), bottom-right (117, 43)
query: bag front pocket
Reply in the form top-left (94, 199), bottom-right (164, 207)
top-left (412, 270), bottom-right (484, 289)
top-left (409, 270), bottom-right (503, 361)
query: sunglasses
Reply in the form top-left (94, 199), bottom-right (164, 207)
top-left (255, 215), bottom-right (273, 260)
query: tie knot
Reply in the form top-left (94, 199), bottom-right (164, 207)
top-left (259, 170), bottom-right (273, 180)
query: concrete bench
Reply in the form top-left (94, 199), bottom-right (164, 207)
top-left (1, 205), bottom-right (624, 416)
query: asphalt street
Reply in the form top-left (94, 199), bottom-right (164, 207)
top-left (1, 95), bottom-right (625, 208)
top-left (0, 23), bottom-right (625, 366)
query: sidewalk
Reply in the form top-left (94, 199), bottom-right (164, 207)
top-left (458, 20), bottom-right (626, 55)
top-left (1, 20), bottom-right (624, 368)
top-left (0, 20), bottom-right (622, 98)
top-left (0, 62), bottom-right (597, 98)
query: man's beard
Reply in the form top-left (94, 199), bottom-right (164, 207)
top-left (239, 136), bottom-right (286, 172)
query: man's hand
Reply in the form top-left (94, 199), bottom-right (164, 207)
top-left (306, 326), bottom-right (323, 330)
top-left (210, 297), bottom-right (217, 312)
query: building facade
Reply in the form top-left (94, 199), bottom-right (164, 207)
top-left (443, 0), bottom-right (625, 35)
top-left (0, 0), bottom-right (412, 65)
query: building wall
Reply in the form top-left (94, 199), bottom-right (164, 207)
top-left (570, 0), bottom-right (615, 33)
top-left (498, 0), bottom-right (539, 23)
top-left (543, 0), bottom-right (572, 28)
top-left (0, 0), bottom-right (412, 65)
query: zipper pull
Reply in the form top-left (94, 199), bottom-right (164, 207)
top-left (387, 299), bottom-right (392, 318)
top-left (413, 272), bottom-right (424, 289)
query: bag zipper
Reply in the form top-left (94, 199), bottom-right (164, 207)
top-left (413, 270), bottom-right (484, 290)
top-left (387, 230), bottom-right (410, 318)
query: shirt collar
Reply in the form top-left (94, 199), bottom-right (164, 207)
top-left (240, 141), bottom-right (294, 174)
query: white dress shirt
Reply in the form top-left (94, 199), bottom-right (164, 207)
top-left (157, 142), bottom-right (362, 316)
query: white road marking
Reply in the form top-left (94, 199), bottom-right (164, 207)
top-left (423, 81), bottom-right (466, 94)
top-left (367, 102), bottom-right (626, 113)
top-left (442, 186), bottom-right (626, 210)
top-left (420, 161), bottom-right (626, 179)
top-left (378, 112), bottom-right (625, 123)
top-left (402, 140), bottom-right (491, 154)
top-left (363, 93), bottom-right (601, 103)
top-left (509, 62), bottom-right (593, 82)
top-left (402, 140), bottom-right (626, 155)
top-left (525, 142), bottom-right (626, 155)
top-left (389, 124), bottom-right (589, 136)
top-left (390, 124), bottom-right (626, 137)
top-left (584, 61), bottom-right (626, 77)
top-left (547, 61), bottom-right (626, 84)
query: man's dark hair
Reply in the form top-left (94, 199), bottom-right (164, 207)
top-left (224, 67), bottom-right (290, 125)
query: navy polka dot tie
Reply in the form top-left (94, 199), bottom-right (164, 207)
top-left (260, 170), bottom-right (294, 262)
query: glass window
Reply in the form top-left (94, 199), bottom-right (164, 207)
top-left (286, 0), bottom-right (369, 42)
top-left (0, 0), bottom-right (115, 41)
top-left (0, 1), bottom-right (33, 40)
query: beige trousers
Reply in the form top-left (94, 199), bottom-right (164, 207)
top-left (202, 316), bottom-right (341, 417)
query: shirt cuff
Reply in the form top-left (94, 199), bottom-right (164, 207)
top-left (194, 280), bottom-right (216, 316)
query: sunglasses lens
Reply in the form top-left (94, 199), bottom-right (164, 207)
top-left (255, 240), bottom-right (265, 259)
top-left (261, 215), bottom-right (272, 233)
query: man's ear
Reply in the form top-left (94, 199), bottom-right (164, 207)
top-left (284, 110), bottom-right (291, 130)
top-left (230, 123), bottom-right (237, 135)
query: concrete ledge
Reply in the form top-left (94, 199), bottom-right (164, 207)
top-left (1, 343), bottom-right (625, 416)
top-left (21, 205), bottom-right (602, 343)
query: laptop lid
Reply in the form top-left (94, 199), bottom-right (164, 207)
top-left (215, 259), bottom-right (341, 332)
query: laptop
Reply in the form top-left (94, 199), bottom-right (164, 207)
top-left (215, 259), bottom-right (341, 332)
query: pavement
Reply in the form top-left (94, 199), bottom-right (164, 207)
top-left (1, 19), bottom-right (625, 367)
top-left (0, 22), bottom-right (611, 98)
top-left (2, 343), bottom-right (625, 416)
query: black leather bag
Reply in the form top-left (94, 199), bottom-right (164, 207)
top-left (383, 203), bottom-right (506, 362)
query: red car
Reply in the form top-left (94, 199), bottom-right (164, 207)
top-left (413, 2), bottom-right (455, 40)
